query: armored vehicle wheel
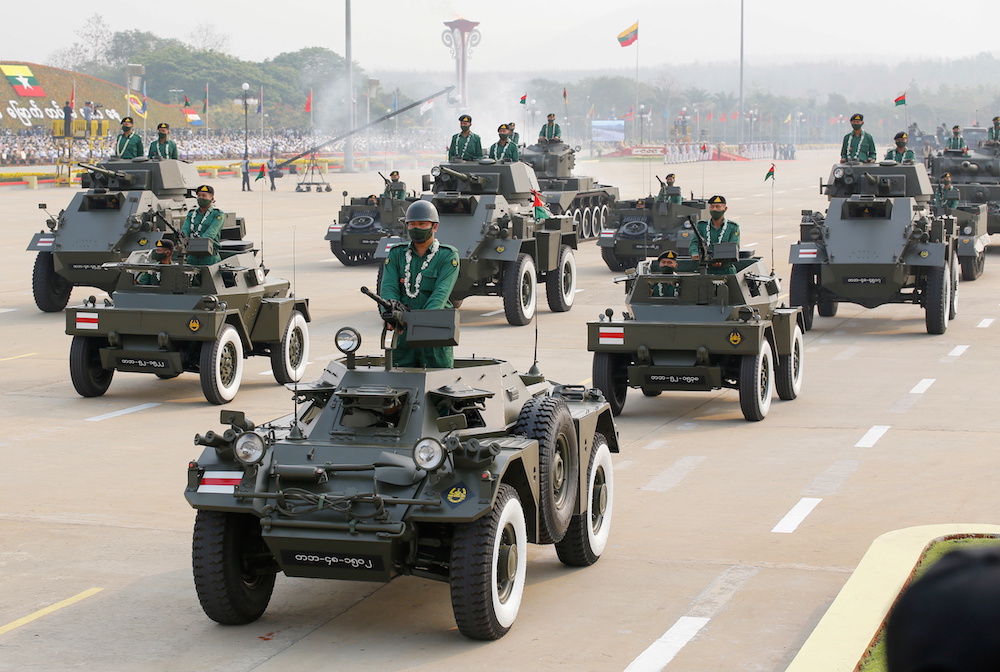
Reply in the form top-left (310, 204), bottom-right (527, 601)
top-left (555, 433), bottom-right (614, 567)
top-left (598, 204), bottom-right (610, 232)
top-left (192, 510), bottom-right (276, 625)
top-left (570, 209), bottom-right (583, 238)
top-left (32, 251), bottom-right (72, 312)
top-left (593, 351), bottom-right (628, 416)
top-left (69, 335), bottom-right (114, 397)
top-left (582, 207), bottom-right (594, 239)
top-left (502, 254), bottom-right (537, 326)
top-left (545, 245), bottom-right (577, 313)
top-left (329, 240), bottom-right (376, 266)
top-left (924, 264), bottom-right (950, 335)
top-left (200, 324), bottom-right (245, 404)
top-left (789, 265), bottom-right (816, 331)
top-left (271, 310), bottom-right (310, 384)
top-left (601, 245), bottom-right (627, 272)
top-left (641, 388), bottom-right (661, 397)
top-left (449, 483), bottom-right (526, 640)
top-left (949, 254), bottom-right (959, 321)
top-left (513, 396), bottom-right (579, 544)
top-left (775, 326), bottom-right (804, 401)
top-left (961, 250), bottom-right (986, 281)
top-left (817, 301), bottom-right (838, 318)
top-left (738, 341), bottom-right (774, 421)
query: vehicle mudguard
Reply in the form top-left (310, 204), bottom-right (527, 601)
top-left (250, 298), bottom-right (311, 343)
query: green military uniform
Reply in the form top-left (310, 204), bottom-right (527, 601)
top-left (488, 139), bottom-right (519, 161)
top-left (448, 132), bottom-right (483, 161)
top-left (689, 218), bottom-right (740, 274)
top-left (510, 131), bottom-right (520, 145)
top-left (136, 269), bottom-right (162, 285)
top-left (936, 185), bottom-right (959, 209)
top-left (383, 180), bottom-right (407, 199)
top-left (841, 131), bottom-right (876, 162)
top-left (181, 207), bottom-right (225, 265)
top-left (989, 122), bottom-right (1000, 141)
top-left (148, 139), bottom-right (178, 159)
top-left (885, 148), bottom-right (915, 162)
top-left (657, 182), bottom-right (683, 204)
top-left (115, 130), bottom-right (143, 159)
top-left (380, 240), bottom-right (460, 368)
top-left (539, 122), bottom-right (561, 140)
top-left (946, 135), bottom-right (967, 151)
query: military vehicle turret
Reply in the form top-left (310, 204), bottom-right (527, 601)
top-left (375, 159), bottom-right (579, 326)
top-left (27, 158), bottom-right (243, 312)
top-left (927, 143), bottom-right (1000, 237)
top-left (790, 160), bottom-right (959, 334)
top-left (589, 243), bottom-right (804, 421)
top-left (64, 235), bottom-right (310, 404)
top-left (597, 190), bottom-right (707, 271)
top-left (325, 189), bottom-right (416, 266)
top-left (520, 140), bottom-right (619, 239)
top-left (184, 291), bottom-right (619, 640)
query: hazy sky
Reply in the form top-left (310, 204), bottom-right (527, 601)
top-left (3, 0), bottom-right (994, 75)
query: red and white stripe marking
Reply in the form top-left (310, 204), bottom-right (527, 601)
top-left (328, 225), bottom-right (342, 233)
top-left (75, 312), bottom-right (99, 330)
top-left (598, 326), bottom-right (625, 345)
top-left (197, 471), bottom-right (244, 494)
top-left (797, 249), bottom-right (818, 259)
top-left (600, 230), bottom-right (615, 238)
top-left (37, 237), bottom-right (55, 248)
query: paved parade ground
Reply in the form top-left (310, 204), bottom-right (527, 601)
top-left (3, 150), bottom-right (999, 671)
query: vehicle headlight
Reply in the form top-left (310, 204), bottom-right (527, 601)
top-left (234, 431), bottom-right (266, 464)
top-left (963, 225), bottom-right (973, 235)
top-left (833, 167), bottom-right (845, 179)
top-left (335, 327), bottom-right (361, 354)
top-left (413, 437), bottom-right (447, 471)
top-left (431, 166), bottom-right (442, 177)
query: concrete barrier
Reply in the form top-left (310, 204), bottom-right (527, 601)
top-left (26, 176), bottom-right (37, 189)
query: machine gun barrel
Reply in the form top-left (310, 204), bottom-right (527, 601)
top-left (435, 164), bottom-right (483, 185)
top-left (655, 175), bottom-right (666, 187)
top-left (378, 171), bottom-right (389, 185)
top-left (79, 162), bottom-right (131, 181)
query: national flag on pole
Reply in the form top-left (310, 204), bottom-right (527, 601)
top-left (70, 80), bottom-right (75, 110)
top-left (256, 86), bottom-right (262, 114)
top-left (563, 87), bottom-right (568, 103)
top-left (140, 81), bottom-right (147, 116)
top-left (125, 93), bottom-right (147, 118)
top-left (784, 113), bottom-right (792, 124)
top-left (181, 107), bottom-right (204, 126)
top-left (700, 143), bottom-right (708, 154)
top-left (203, 83), bottom-right (209, 114)
top-left (765, 163), bottom-right (775, 181)
top-left (894, 93), bottom-right (906, 106)
top-left (184, 94), bottom-right (191, 106)
top-left (587, 103), bottom-right (594, 119)
top-left (617, 21), bottom-right (638, 47)
top-left (731, 110), bottom-right (739, 120)
top-left (706, 110), bottom-right (713, 121)
top-left (255, 163), bottom-right (267, 181)
top-left (0, 65), bottom-right (47, 97)
top-left (622, 106), bottom-right (634, 121)
top-left (304, 89), bottom-right (312, 113)
top-left (519, 93), bottom-right (527, 105)
top-left (531, 190), bottom-right (551, 220)
top-left (420, 98), bottom-right (434, 115)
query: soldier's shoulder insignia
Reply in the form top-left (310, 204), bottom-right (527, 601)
top-left (452, 258), bottom-right (458, 267)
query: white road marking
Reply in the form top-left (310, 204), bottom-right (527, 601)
top-left (481, 309), bottom-right (505, 317)
top-left (834, 346), bottom-right (863, 361)
top-left (947, 345), bottom-right (969, 357)
top-left (688, 565), bottom-right (760, 618)
top-left (977, 319), bottom-right (994, 328)
top-left (85, 403), bottom-right (160, 422)
top-left (802, 460), bottom-right (862, 496)
top-left (0, 308), bottom-right (16, 314)
top-left (615, 459), bottom-right (637, 471)
top-left (775, 235), bottom-right (787, 239)
top-left (643, 440), bottom-right (670, 451)
top-left (574, 288), bottom-right (585, 293)
top-left (675, 422), bottom-right (699, 431)
top-left (771, 497), bottom-right (822, 533)
top-left (910, 379), bottom-right (935, 394)
top-left (856, 425), bottom-right (891, 448)
top-left (624, 617), bottom-right (711, 672)
top-left (642, 456), bottom-right (707, 492)
top-left (744, 242), bottom-right (758, 248)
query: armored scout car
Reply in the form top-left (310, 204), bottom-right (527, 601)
top-left (325, 190), bottom-right (416, 266)
top-left (64, 235), bottom-right (310, 405)
top-left (27, 159), bottom-right (242, 312)
top-left (185, 292), bottom-right (619, 640)
top-left (520, 140), bottom-right (619, 239)
top-left (376, 160), bottom-right (579, 326)
top-left (589, 243), bottom-right (804, 422)
top-left (790, 161), bottom-right (960, 334)
top-left (926, 143), bottom-right (999, 252)
top-left (598, 191), bottom-right (707, 272)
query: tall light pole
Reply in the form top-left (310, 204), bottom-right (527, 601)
top-left (241, 82), bottom-right (250, 157)
top-left (639, 105), bottom-right (645, 143)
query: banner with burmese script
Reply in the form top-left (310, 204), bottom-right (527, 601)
top-left (1, 64), bottom-right (48, 97)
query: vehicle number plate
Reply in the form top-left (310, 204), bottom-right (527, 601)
top-left (645, 374), bottom-right (705, 385)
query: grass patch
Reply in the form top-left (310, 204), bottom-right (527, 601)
top-left (857, 535), bottom-right (1000, 672)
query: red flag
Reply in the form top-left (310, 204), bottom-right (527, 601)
top-left (305, 89), bottom-right (312, 113)
top-left (519, 93), bottom-right (526, 105)
top-left (622, 106), bottom-right (634, 121)
top-left (563, 87), bottom-right (567, 102)
top-left (706, 110), bottom-right (712, 121)
top-left (70, 80), bottom-right (76, 110)
top-left (731, 110), bottom-right (739, 120)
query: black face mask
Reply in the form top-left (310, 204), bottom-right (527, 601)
top-left (659, 265), bottom-right (675, 274)
top-left (408, 227), bottom-right (433, 243)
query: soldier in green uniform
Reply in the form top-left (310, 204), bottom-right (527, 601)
top-left (147, 122), bottom-right (178, 159)
top-left (656, 173), bottom-right (683, 204)
top-left (181, 184), bottom-right (225, 265)
top-left (448, 114), bottom-right (483, 161)
top-left (651, 250), bottom-right (679, 297)
top-left (988, 117), bottom-right (1000, 144)
top-left (946, 125), bottom-right (967, 151)
top-left (885, 131), bottom-right (916, 162)
top-left (936, 173), bottom-right (960, 210)
top-left (507, 122), bottom-right (520, 145)
top-left (840, 113), bottom-right (876, 163)
top-left (115, 116), bottom-right (143, 159)
top-left (689, 195), bottom-right (740, 274)
top-left (379, 200), bottom-right (460, 368)
top-left (538, 113), bottom-right (562, 142)
top-left (383, 170), bottom-right (407, 199)
top-left (136, 239), bottom-right (174, 285)
top-left (488, 124), bottom-right (520, 161)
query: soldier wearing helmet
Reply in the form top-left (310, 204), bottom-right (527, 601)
top-left (885, 132), bottom-right (915, 163)
top-left (378, 200), bottom-right (460, 368)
